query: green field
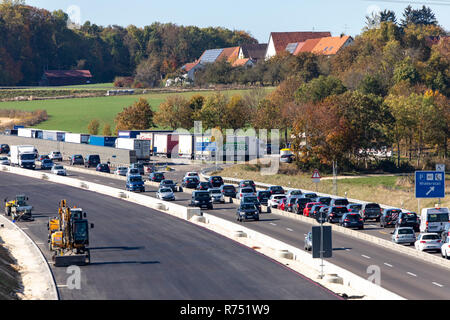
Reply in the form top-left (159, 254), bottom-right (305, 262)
top-left (0, 88), bottom-right (273, 133)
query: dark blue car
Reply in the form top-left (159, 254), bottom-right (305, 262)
top-left (126, 175), bottom-right (145, 192)
top-left (40, 159), bottom-right (54, 170)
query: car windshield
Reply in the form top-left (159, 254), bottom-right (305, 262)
top-left (74, 155), bottom-right (82, 159)
top-left (404, 213), bottom-right (417, 219)
top-left (89, 156), bottom-right (100, 161)
top-left (21, 154), bottom-right (35, 160)
top-left (346, 214), bottom-right (361, 221)
top-left (304, 193), bottom-right (317, 198)
top-left (242, 188), bottom-right (254, 193)
top-left (43, 159), bottom-right (53, 164)
top-left (258, 192), bottom-right (270, 198)
top-left (54, 166), bottom-right (63, 170)
top-left (241, 204), bottom-right (256, 210)
top-left (154, 173), bottom-right (164, 178)
top-left (160, 188), bottom-right (172, 193)
top-left (427, 213), bottom-right (449, 222)
top-left (274, 195), bottom-right (286, 200)
top-left (130, 177), bottom-right (142, 182)
top-left (195, 192), bottom-right (210, 199)
top-left (398, 229), bottom-right (414, 234)
top-left (0, 157), bottom-right (6, 160)
top-left (332, 207), bottom-right (348, 213)
top-left (163, 180), bottom-right (174, 184)
top-left (271, 186), bottom-right (283, 191)
top-left (187, 178), bottom-right (197, 182)
top-left (422, 234), bottom-right (440, 240)
top-left (243, 196), bottom-right (258, 203)
top-left (366, 203), bottom-right (380, 209)
top-left (223, 186), bottom-right (235, 191)
top-left (290, 190), bottom-right (302, 195)
top-left (118, 167), bottom-right (127, 170)
top-left (188, 173), bottom-right (198, 176)
top-left (334, 199), bottom-right (349, 205)
top-left (210, 189), bottom-right (221, 194)
top-left (212, 177), bottom-right (222, 182)
top-left (349, 204), bottom-right (362, 210)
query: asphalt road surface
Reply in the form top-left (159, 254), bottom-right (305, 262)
top-left (62, 167), bottom-right (450, 300)
top-left (0, 171), bottom-right (340, 300)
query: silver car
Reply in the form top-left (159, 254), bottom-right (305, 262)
top-left (392, 227), bottom-right (416, 245)
top-left (115, 166), bottom-right (128, 176)
top-left (304, 232), bottom-right (312, 251)
top-left (0, 156), bottom-right (10, 165)
top-left (51, 165), bottom-right (66, 176)
top-left (237, 187), bottom-right (255, 200)
top-left (156, 187), bottom-right (175, 201)
top-left (209, 188), bottom-right (225, 203)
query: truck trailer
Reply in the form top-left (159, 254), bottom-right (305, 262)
top-left (115, 138), bottom-right (151, 160)
top-left (65, 133), bottom-right (90, 144)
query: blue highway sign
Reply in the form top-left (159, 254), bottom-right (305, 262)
top-left (415, 171), bottom-right (445, 199)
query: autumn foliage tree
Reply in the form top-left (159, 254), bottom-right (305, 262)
top-left (114, 98), bottom-right (154, 131)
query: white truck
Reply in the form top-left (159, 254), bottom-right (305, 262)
top-left (10, 145), bottom-right (36, 169)
top-left (65, 133), bottom-right (90, 144)
top-left (420, 207), bottom-right (450, 234)
top-left (115, 138), bottom-right (151, 160)
top-left (153, 133), bottom-right (178, 158)
top-left (177, 134), bottom-right (194, 159)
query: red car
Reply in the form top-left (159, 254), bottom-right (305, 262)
top-left (303, 202), bottom-right (321, 217)
top-left (279, 198), bottom-right (288, 211)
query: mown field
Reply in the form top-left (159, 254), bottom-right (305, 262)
top-left (0, 88), bottom-right (273, 133)
top-left (216, 163), bottom-right (450, 212)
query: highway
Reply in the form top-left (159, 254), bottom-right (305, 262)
top-left (0, 171), bottom-right (340, 300)
top-left (62, 166), bottom-right (450, 299)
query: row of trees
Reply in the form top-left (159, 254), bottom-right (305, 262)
top-left (0, 1), bottom-right (257, 86)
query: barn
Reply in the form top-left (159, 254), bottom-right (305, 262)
top-left (39, 70), bottom-right (93, 86)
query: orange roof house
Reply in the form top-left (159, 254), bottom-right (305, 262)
top-left (265, 31), bottom-right (331, 59)
top-left (310, 35), bottom-right (353, 55)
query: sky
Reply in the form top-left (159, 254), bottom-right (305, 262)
top-left (26, 0), bottom-right (450, 43)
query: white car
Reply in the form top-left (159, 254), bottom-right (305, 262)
top-left (236, 187), bottom-right (255, 200)
top-left (185, 171), bottom-right (200, 179)
top-left (127, 167), bottom-right (140, 177)
top-left (51, 165), bottom-right (66, 176)
top-left (156, 187), bottom-right (175, 201)
top-left (209, 188), bottom-right (225, 203)
top-left (115, 166), bottom-right (128, 176)
top-left (0, 156), bottom-right (10, 165)
top-left (49, 151), bottom-right (63, 161)
top-left (441, 237), bottom-right (450, 259)
top-left (415, 233), bottom-right (442, 252)
top-left (268, 194), bottom-right (287, 208)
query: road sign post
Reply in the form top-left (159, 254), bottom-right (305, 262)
top-left (311, 169), bottom-right (321, 192)
top-left (312, 224), bottom-right (332, 279)
top-left (415, 171), bottom-right (445, 199)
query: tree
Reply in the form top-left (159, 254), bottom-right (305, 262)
top-left (401, 5), bottom-right (437, 27)
top-left (154, 95), bottom-right (194, 130)
top-left (102, 123), bottom-right (112, 136)
top-left (114, 98), bottom-right (154, 131)
top-left (380, 10), bottom-right (397, 24)
top-left (196, 92), bottom-right (228, 130)
top-left (295, 75), bottom-right (347, 104)
top-left (393, 57), bottom-right (419, 85)
top-left (224, 94), bottom-right (250, 130)
top-left (87, 119), bottom-right (100, 135)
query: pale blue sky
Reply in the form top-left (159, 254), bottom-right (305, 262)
top-left (26, 0), bottom-right (450, 43)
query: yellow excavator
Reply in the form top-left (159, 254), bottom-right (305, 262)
top-left (48, 200), bottom-right (94, 267)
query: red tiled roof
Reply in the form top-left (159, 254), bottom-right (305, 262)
top-left (217, 46), bottom-right (240, 62)
top-left (294, 38), bottom-right (322, 55)
top-left (311, 36), bottom-right (352, 55)
top-left (232, 58), bottom-right (252, 67)
top-left (182, 61), bottom-right (199, 72)
top-left (44, 70), bottom-right (92, 78)
top-left (270, 32), bottom-right (331, 55)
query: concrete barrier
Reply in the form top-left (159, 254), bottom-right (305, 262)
top-left (1, 164), bottom-right (405, 300)
top-left (205, 173), bottom-right (450, 271)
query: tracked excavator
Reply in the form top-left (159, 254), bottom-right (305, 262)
top-left (48, 200), bottom-right (94, 267)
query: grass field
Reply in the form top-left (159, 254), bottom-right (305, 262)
top-left (0, 88), bottom-right (273, 133)
top-left (216, 163), bottom-right (450, 212)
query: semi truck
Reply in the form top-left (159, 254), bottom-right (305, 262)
top-left (17, 128), bottom-right (43, 139)
top-left (178, 134), bottom-right (194, 159)
top-left (153, 133), bottom-right (179, 158)
top-left (89, 136), bottom-right (117, 147)
top-left (42, 130), bottom-right (66, 141)
top-left (115, 138), bottom-right (151, 160)
top-left (10, 145), bottom-right (36, 169)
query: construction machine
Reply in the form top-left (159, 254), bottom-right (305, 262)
top-left (4, 195), bottom-right (34, 221)
top-left (48, 200), bottom-right (94, 267)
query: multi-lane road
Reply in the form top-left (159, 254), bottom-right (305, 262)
top-left (0, 171), bottom-right (340, 300)
top-left (59, 165), bottom-right (450, 300)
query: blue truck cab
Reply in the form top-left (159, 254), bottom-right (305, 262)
top-left (126, 174), bottom-right (145, 192)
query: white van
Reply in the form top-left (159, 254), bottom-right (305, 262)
top-left (420, 207), bottom-right (449, 234)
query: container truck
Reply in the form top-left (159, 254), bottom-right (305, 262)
top-left (194, 135), bottom-right (217, 160)
top-left (115, 138), bottom-right (151, 160)
top-left (153, 133), bottom-right (178, 158)
top-left (42, 130), bottom-right (66, 141)
top-left (89, 136), bottom-right (117, 147)
top-left (10, 145), bottom-right (36, 169)
top-left (17, 128), bottom-right (43, 139)
top-left (65, 133), bottom-right (90, 144)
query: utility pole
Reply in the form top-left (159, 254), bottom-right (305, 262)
top-left (332, 160), bottom-right (338, 196)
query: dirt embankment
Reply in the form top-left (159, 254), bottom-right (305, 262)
top-left (0, 244), bottom-right (21, 300)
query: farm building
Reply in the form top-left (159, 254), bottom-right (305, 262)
top-left (39, 70), bottom-right (93, 86)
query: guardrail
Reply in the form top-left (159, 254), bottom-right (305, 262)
top-left (202, 171), bottom-right (450, 271)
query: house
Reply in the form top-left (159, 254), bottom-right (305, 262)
top-left (265, 31), bottom-right (331, 60)
top-left (310, 35), bottom-right (353, 55)
top-left (232, 58), bottom-right (255, 68)
top-left (180, 61), bottom-right (202, 82)
top-left (39, 70), bottom-right (93, 86)
top-left (238, 43), bottom-right (268, 63)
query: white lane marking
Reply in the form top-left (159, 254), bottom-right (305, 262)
top-left (432, 282), bottom-right (443, 287)
top-left (57, 284), bottom-right (68, 288)
top-left (109, 182), bottom-right (115, 185)
top-left (361, 254), bottom-right (371, 259)
top-left (21, 227), bottom-right (29, 230)
top-left (94, 179), bottom-right (100, 182)
top-left (35, 242), bottom-right (44, 245)
top-left (407, 272), bottom-right (417, 277)
top-left (269, 223), bottom-right (277, 226)
top-left (384, 263), bottom-right (393, 267)
top-left (286, 228), bottom-right (293, 232)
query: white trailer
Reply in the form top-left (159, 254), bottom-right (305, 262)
top-left (194, 135), bottom-right (216, 160)
top-left (64, 133), bottom-right (90, 144)
top-left (137, 132), bottom-right (154, 154)
top-left (115, 138), bottom-right (151, 160)
top-left (153, 133), bottom-right (178, 158)
top-left (177, 134), bottom-right (194, 159)
top-left (10, 145), bottom-right (36, 169)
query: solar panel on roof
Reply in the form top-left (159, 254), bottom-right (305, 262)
top-left (285, 43), bottom-right (298, 54)
top-left (200, 49), bottom-right (224, 63)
